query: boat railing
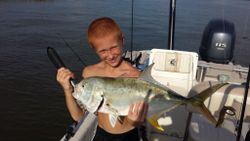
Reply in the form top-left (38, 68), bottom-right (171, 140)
top-left (197, 60), bottom-right (249, 84)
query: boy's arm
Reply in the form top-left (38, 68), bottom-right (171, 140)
top-left (57, 67), bottom-right (84, 122)
top-left (64, 89), bottom-right (85, 121)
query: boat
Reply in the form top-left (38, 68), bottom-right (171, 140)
top-left (127, 49), bottom-right (250, 141)
top-left (59, 32), bottom-right (250, 141)
top-left (58, 0), bottom-right (250, 141)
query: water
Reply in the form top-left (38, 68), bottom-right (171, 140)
top-left (0, 0), bottom-right (250, 140)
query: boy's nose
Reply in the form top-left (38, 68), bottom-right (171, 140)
top-left (106, 51), bottom-right (115, 58)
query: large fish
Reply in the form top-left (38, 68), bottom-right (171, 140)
top-left (72, 65), bottom-right (227, 131)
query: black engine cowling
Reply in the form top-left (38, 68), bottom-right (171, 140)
top-left (199, 19), bottom-right (236, 64)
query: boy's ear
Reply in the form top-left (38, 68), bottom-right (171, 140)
top-left (89, 44), bottom-right (95, 49)
top-left (122, 35), bottom-right (125, 45)
top-left (90, 45), bottom-right (97, 52)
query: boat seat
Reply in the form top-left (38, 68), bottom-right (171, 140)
top-left (147, 49), bottom-right (199, 141)
top-left (149, 49), bottom-right (199, 96)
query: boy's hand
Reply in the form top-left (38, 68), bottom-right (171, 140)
top-left (126, 101), bottom-right (148, 126)
top-left (56, 67), bottom-right (75, 94)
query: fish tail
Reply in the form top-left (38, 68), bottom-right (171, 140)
top-left (187, 82), bottom-right (228, 126)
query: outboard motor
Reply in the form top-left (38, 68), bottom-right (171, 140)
top-left (199, 19), bottom-right (236, 64)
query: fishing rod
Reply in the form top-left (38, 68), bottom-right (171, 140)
top-left (47, 46), bottom-right (78, 140)
top-left (56, 33), bottom-right (87, 67)
top-left (168, 0), bottom-right (176, 50)
top-left (47, 46), bottom-right (76, 87)
top-left (47, 47), bottom-right (98, 141)
top-left (130, 0), bottom-right (134, 61)
top-left (236, 64), bottom-right (250, 141)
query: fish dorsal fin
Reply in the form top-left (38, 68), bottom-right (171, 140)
top-left (139, 63), bottom-right (180, 96)
top-left (139, 63), bottom-right (159, 85)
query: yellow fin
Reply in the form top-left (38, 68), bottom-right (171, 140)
top-left (147, 116), bottom-right (164, 132)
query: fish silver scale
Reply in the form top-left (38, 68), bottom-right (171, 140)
top-left (73, 76), bottom-right (228, 131)
top-left (73, 77), bottom-right (189, 117)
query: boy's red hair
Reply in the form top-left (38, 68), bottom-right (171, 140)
top-left (87, 17), bottom-right (123, 47)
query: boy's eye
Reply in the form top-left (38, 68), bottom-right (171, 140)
top-left (110, 46), bottom-right (118, 51)
top-left (98, 46), bottom-right (119, 55)
top-left (99, 50), bottom-right (106, 54)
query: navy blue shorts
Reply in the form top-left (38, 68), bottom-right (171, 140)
top-left (92, 126), bottom-right (140, 141)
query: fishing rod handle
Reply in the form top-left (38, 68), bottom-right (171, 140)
top-left (47, 46), bottom-right (76, 87)
top-left (47, 46), bottom-right (66, 69)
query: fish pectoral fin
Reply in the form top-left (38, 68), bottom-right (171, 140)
top-left (109, 113), bottom-right (119, 128)
top-left (144, 89), bottom-right (152, 103)
top-left (106, 103), bottom-right (121, 127)
top-left (147, 115), bottom-right (164, 132)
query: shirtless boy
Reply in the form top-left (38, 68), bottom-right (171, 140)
top-left (57, 17), bottom-right (148, 141)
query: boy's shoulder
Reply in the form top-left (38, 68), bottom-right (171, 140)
top-left (82, 63), bottom-right (104, 78)
top-left (120, 61), bottom-right (141, 77)
top-left (82, 61), bottom-right (141, 78)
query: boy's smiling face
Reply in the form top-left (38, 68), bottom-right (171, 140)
top-left (92, 34), bottom-right (123, 67)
